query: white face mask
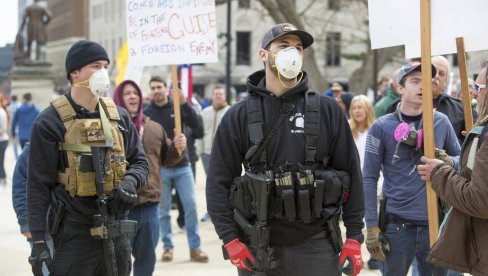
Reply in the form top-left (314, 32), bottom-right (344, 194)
top-left (74, 68), bottom-right (110, 96)
top-left (273, 46), bottom-right (303, 79)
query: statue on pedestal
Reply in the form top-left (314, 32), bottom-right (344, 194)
top-left (15, 0), bottom-right (52, 66)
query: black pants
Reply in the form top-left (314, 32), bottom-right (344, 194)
top-left (237, 238), bottom-right (340, 276)
top-left (52, 222), bottom-right (132, 276)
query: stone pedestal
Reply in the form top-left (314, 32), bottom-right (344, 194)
top-left (10, 65), bottom-right (56, 110)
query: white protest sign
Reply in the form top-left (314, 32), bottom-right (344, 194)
top-left (405, 36), bottom-right (488, 58)
top-left (126, 0), bottom-right (218, 66)
top-left (369, 0), bottom-right (488, 54)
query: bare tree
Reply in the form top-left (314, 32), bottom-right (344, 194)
top-left (216, 0), bottom-right (403, 94)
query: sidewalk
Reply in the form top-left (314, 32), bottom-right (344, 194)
top-left (0, 143), bottom-right (381, 275)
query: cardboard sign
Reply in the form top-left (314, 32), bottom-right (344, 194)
top-left (369, 0), bottom-right (488, 56)
top-left (126, 0), bottom-right (218, 66)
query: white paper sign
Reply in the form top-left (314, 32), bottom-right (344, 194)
top-left (369, 0), bottom-right (488, 55)
top-left (126, 0), bottom-right (218, 66)
top-left (405, 36), bottom-right (488, 58)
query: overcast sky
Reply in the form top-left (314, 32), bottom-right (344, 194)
top-left (0, 1), bottom-right (18, 47)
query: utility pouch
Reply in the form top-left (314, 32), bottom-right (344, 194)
top-left (276, 188), bottom-right (296, 221)
top-left (298, 190), bottom-right (312, 223)
top-left (79, 154), bottom-right (95, 172)
top-left (378, 195), bottom-right (388, 232)
top-left (296, 170), bottom-right (314, 223)
top-left (229, 176), bottom-right (254, 220)
top-left (274, 172), bottom-right (296, 221)
top-left (315, 169), bottom-right (351, 206)
top-left (49, 200), bottom-right (65, 236)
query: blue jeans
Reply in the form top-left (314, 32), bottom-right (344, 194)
top-left (12, 139), bottom-right (19, 159)
top-left (412, 258), bottom-right (462, 276)
top-left (128, 203), bottom-right (159, 276)
top-left (201, 153), bottom-right (211, 174)
top-left (159, 165), bottom-right (200, 250)
top-left (381, 222), bottom-right (447, 276)
top-left (0, 140), bottom-right (8, 179)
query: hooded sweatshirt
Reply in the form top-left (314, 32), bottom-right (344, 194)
top-left (113, 80), bottom-right (144, 134)
top-left (11, 102), bottom-right (40, 141)
top-left (206, 70), bottom-right (365, 246)
top-left (113, 80), bottom-right (182, 204)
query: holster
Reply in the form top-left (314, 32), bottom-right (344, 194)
top-left (49, 199), bottom-right (65, 236)
top-left (323, 206), bottom-right (343, 254)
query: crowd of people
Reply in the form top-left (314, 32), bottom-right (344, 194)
top-left (2, 22), bottom-right (486, 276)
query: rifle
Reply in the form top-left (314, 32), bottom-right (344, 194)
top-left (233, 172), bottom-right (275, 276)
top-left (89, 146), bottom-right (118, 276)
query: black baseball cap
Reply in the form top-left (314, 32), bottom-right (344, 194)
top-left (397, 61), bottom-right (437, 84)
top-left (261, 23), bottom-right (314, 50)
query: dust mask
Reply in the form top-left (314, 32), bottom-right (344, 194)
top-left (74, 68), bottom-right (110, 96)
top-left (274, 47), bottom-right (303, 79)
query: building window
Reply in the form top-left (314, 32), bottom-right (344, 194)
top-left (329, 0), bottom-right (341, 11)
top-left (238, 0), bottom-right (250, 8)
top-left (236, 31), bottom-right (251, 65)
top-left (326, 32), bottom-right (341, 66)
top-left (451, 54), bottom-right (459, 67)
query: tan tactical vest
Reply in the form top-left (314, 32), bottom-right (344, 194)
top-left (52, 96), bottom-right (128, 197)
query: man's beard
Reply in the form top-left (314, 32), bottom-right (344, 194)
top-left (267, 53), bottom-right (278, 78)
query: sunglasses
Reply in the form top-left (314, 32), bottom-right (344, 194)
top-left (474, 82), bottom-right (486, 93)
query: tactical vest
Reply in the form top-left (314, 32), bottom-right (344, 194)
top-left (230, 91), bottom-right (351, 224)
top-left (52, 96), bottom-right (128, 197)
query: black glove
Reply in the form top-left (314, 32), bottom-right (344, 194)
top-left (110, 180), bottom-right (137, 214)
top-left (28, 242), bottom-right (53, 276)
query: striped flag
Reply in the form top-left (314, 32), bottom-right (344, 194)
top-left (178, 64), bottom-right (193, 101)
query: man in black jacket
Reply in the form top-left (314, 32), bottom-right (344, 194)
top-left (27, 40), bottom-right (149, 276)
top-left (143, 76), bottom-right (208, 263)
top-left (206, 23), bottom-right (365, 276)
top-left (386, 56), bottom-right (477, 143)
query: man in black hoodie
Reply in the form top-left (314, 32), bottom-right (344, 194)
top-left (206, 23), bottom-right (365, 276)
top-left (143, 76), bottom-right (208, 263)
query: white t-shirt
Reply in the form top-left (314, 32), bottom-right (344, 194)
top-left (355, 129), bottom-right (383, 196)
top-left (355, 130), bottom-right (368, 170)
top-left (0, 108), bottom-right (9, 141)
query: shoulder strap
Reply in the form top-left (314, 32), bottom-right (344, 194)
top-left (478, 123), bottom-right (488, 150)
top-left (245, 94), bottom-right (295, 167)
top-left (99, 97), bottom-right (121, 121)
top-left (51, 95), bottom-right (76, 131)
top-left (245, 93), bottom-right (266, 164)
top-left (304, 91), bottom-right (320, 165)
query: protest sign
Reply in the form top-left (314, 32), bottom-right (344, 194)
top-left (369, 0), bottom-right (487, 55)
top-left (126, 0), bottom-right (218, 66)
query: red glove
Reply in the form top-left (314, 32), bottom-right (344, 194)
top-left (339, 238), bottom-right (363, 276)
top-left (224, 238), bottom-right (255, 271)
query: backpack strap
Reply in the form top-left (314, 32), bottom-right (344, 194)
top-left (304, 91), bottom-right (320, 165)
top-left (245, 93), bottom-right (266, 165)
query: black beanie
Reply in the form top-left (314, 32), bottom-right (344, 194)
top-left (65, 40), bottom-right (110, 79)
